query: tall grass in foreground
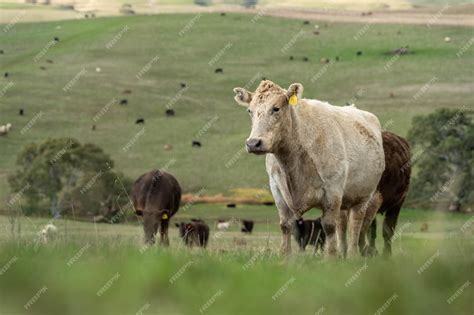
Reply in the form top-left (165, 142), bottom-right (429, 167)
top-left (0, 230), bottom-right (472, 315)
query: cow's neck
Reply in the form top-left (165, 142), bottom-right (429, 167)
top-left (272, 107), bottom-right (323, 211)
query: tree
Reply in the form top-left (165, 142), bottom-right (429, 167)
top-left (407, 108), bottom-right (473, 211)
top-left (8, 138), bottom-right (132, 219)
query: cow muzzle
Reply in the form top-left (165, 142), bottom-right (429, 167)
top-left (246, 138), bottom-right (266, 154)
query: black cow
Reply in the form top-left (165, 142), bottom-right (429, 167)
top-left (241, 220), bottom-right (254, 234)
top-left (192, 141), bottom-right (201, 147)
top-left (19, 109), bottom-right (24, 116)
top-left (292, 218), bottom-right (325, 252)
top-left (165, 109), bottom-right (175, 116)
top-left (175, 221), bottom-right (210, 248)
top-left (120, 99), bottom-right (128, 105)
top-left (214, 68), bottom-right (223, 73)
top-left (132, 170), bottom-right (181, 245)
top-left (135, 118), bottom-right (145, 124)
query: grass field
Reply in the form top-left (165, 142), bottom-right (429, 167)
top-left (0, 206), bottom-right (473, 314)
top-left (1, 13), bottom-right (473, 205)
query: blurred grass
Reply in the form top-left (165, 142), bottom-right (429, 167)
top-left (0, 206), bottom-right (473, 315)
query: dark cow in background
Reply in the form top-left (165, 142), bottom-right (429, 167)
top-left (359, 131), bottom-right (411, 256)
top-left (292, 218), bottom-right (325, 252)
top-left (132, 170), bottom-right (181, 245)
top-left (175, 221), bottom-right (210, 248)
top-left (241, 220), bottom-right (254, 233)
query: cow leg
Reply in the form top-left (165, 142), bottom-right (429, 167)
top-left (159, 218), bottom-right (170, 246)
top-left (338, 210), bottom-right (349, 257)
top-left (368, 218), bottom-right (378, 256)
top-left (383, 204), bottom-right (402, 256)
top-left (347, 195), bottom-right (375, 257)
top-left (359, 192), bottom-right (382, 256)
top-left (322, 195), bottom-right (342, 257)
top-left (270, 179), bottom-right (294, 256)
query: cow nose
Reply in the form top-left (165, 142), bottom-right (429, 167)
top-left (246, 138), bottom-right (262, 151)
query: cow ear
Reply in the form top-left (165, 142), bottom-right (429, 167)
top-left (233, 87), bottom-right (253, 107)
top-left (286, 83), bottom-right (303, 100)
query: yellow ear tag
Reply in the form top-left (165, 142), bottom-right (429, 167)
top-left (162, 213), bottom-right (168, 219)
top-left (289, 95), bottom-right (298, 106)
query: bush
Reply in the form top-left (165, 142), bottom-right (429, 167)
top-left (242, 0), bottom-right (258, 8)
top-left (8, 138), bottom-right (133, 219)
top-left (407, 108), bottom-right (473, 211)
top-left (194, 0), bottom-right (212, 6)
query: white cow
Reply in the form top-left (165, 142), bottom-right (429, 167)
top-left (38, 224), bottom-right (58, 243)
top-left (217, 221), bottom-right (231, 231)
top-left (233, 80), bottom-right (385, 257)
top-left (0, 123), bottom-right (12, 136)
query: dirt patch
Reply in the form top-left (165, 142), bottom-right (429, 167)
top-left (1, 2), bottom-right (473, 26)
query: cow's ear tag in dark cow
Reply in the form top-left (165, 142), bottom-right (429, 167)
top-left (162, 213), bottom-right (169, 219)
top-left (289, 94), bottom-right (298, 106)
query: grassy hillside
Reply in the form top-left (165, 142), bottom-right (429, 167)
top-left (0, 207), bottom-right (473, 315)
top-left (1, 13), bottom-right (473, 206)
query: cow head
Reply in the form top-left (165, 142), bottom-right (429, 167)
top-left (143, 209), bottom-right (170, 244)
top-left (233, 80), bottom-right (303, 154)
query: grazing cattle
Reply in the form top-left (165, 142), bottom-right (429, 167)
top-left (214, 68), bottom-right (223, 73)
top-left (19, 109), bottom-right (24, 116)
top-left (313, 31), bottom-right (320, 35)
top-left (289, 56), bottom-right (294, 60)
top-left (135, 118), bottom-right (145, 124)
top-left (46, 59), bottom-right (53, 63)
top-left (91, 124), bottom-right (96, 131)
top-left (163, 144), bottom-right (173, 151)
top-left (241, 220), bottom-right (254, 234)
top-left (358, 131), bottom-right (411, 256)
top-left (40, 66), bottom-right (47, 70)
top-left (165, 109), bottom-right (175, 116)
top-left (4, 72), bottom-right (8, 78)
top-left (180, 82), bottom-right (187, 88)
top-left (233, 80), bottom-right (385, 257)
top-left (226, 203), bottom-right (236, 208)
top-left (54, 37), bottom-right (59, 41)
top-left (175, 221), bottom-right (210, 248)
top-left (303, 20), bottom-right (310, 25)
top-left (0, 123), bottom-right (12, 136)
top-left (302, 57), bottom-right (309, 62)
top-left (356, 51), bottom-right (363, 56)
top-left (132, 170), bottom-right (181, 245)
top-left (192, 140), bottom-right (201, 147)
top-left (0, 50), bottom-right (4, 54)
top-left (217, 220), bottom-right (231, 231)
top-left (123, 89), bottom-right (132, 94)
top-left (220, 12), bottom-right (226, 16)
top-left (292, 218), bottom-right (325, 252)
top-left (335, 56), bottom-right (339, 61)
top-left (120, 99), bottom-right (128, 105)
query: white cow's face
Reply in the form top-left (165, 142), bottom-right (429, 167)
top-left (233, 80), bottom-right (303, 154)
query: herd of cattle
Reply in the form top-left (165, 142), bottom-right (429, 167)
top-left (131, 79), bottom-right (411, 258)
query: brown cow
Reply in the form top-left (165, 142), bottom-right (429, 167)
top-left (132, 170), bottom-right (181, 245)
top-left (359, 131), bottom-right (411, 256)
top-left (175, 221), bottom-right (210, 248)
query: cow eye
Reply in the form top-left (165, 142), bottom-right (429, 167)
top-left (247, 109), bottom-right (252, 114)
top-left (272, 107), bottom-right (280, 113)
